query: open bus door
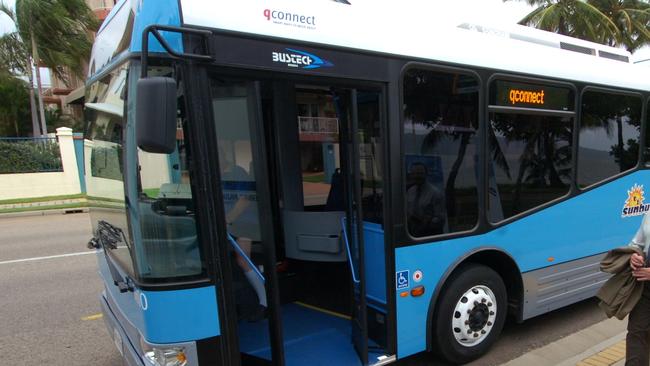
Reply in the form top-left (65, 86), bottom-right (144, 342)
top-left (206, 76), bottom-right (388, 366)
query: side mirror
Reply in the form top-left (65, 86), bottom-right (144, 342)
top-left (136, 77), bottom-right (177, 154)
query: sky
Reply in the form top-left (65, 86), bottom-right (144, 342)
top-left (0, 0), bottom-right (13, 34)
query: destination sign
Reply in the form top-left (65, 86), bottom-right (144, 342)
top-left (490, 80), bottom-right (574, 111)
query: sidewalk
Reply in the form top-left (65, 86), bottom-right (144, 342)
top-left (502, 317), bottom-right (628, 366)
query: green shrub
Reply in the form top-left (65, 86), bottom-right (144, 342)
top-left (0, 140), bottom-right (62, 174)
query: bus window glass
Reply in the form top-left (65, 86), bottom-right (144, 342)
top-left (578, 91), bottom-right (642, 188)
top-left (135, 135), bottom-right (204, 279)
top-left (646, 100), bottom-right (650, 165)
top-left (358, 91), bottom-right (383, 225)
top-left (85, 64), bottom-right (134, 275)
top-left (403, 69), bottom-right (479, 237)
top-left (132, 68), bottom-right (205, 281)
top-left (488, 112), bottom-right (573, 221)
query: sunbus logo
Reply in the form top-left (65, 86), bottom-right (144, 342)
top-left (263, 9), bottom-right (316, 29)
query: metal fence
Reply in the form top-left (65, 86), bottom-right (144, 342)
top-left (0, 137), bottom-right (63, 174)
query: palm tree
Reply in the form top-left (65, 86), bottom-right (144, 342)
top-left (587, 0), bottom-right (650, 52)
top-left (505, 0), bottom-right (620, 41)
top-left (505, 0), bottom-right (650, 51)
top-left (0, 0), bottom-right (97, 136)
top-left (0, 18), bottom-right (39, 137)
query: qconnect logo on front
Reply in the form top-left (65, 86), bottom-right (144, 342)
top-left (263, 8), bottom-right (316, 29)
top-left (272, 48), bottom-right (334, 70)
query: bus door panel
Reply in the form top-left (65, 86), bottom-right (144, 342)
top-left (337, 88), bottom-right (370, 365)
top-left (209, 78), bottom-right (284, 365)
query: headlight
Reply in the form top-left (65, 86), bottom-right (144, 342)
top-left (141, 339), bottom-right (187, 366)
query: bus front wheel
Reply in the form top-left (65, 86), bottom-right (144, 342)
top-left (432, 264), bottom-right (507, 364)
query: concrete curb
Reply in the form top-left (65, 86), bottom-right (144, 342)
top-left (0, 207), bottom-right (89, 219)
top-left (501, 317), bottom-right (627, 366)
top-left (558, 331), bottom-right (626, 366)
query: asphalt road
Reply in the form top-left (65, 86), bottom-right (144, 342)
top-left (0, 212), bottom-right (121, 366)
top-left (0, 212), bottom-right (608, 366)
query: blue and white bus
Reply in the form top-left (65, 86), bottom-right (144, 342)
top-left (85, 1), bottom-right (650, 365)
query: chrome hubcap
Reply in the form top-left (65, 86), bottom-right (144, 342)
top-left (451, 285), bottom-right (497, 347)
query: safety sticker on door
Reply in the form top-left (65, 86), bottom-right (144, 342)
top-left (396, 270), bottom-right (410, 290)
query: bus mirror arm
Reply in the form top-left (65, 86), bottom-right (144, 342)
top-left (140, 25), bottom-right (213, 78)
top-left (137, 25), bottom-right (213, 153)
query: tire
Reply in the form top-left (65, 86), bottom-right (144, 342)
top-left (431, 264), bottom-right (507, 364)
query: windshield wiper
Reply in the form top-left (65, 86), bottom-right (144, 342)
top-left (89, 220), bottom-right (134, 293)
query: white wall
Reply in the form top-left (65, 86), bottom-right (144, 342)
top-left (138, 150), bottom-right (172, 190)
top-left (83, 139), bottom-right (124, 201)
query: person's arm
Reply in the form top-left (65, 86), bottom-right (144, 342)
top-left (630, 214), bottom-right (648, 271)
top-left (226, 196), bottom-right (250, 225)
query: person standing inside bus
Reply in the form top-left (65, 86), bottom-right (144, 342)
top-left (220, 150), bottom-right (267, 321)
top-left (406, 162), bottom-right (445, 236)
top-left (627, 213), bottom-right (650, 366)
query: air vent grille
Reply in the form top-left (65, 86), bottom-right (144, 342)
top-left (598, 50), bottom-right (629, 63)
top-left (560, 42), bottom-right (595, 55)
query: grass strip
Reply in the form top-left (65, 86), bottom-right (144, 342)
top-left (0, 193), bottom-right (86, 205)
top-left (0, 202), bottom-right (89, 214)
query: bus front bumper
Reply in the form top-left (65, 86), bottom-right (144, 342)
top-left (101, 294), bottom-right (145, 366)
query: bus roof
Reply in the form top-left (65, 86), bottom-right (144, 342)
top-left (89, 0), bottom-right (650, 93)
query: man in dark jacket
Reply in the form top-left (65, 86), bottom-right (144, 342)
top-left (626, 213), bottom-right (650, 366)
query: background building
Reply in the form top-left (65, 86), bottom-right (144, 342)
top-left (42, 0), bottom-right (117, 122)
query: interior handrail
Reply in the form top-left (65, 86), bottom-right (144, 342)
top-left (226, 233), bottom-right (265, 283)
top-left (341, 216), bottom-right (361, 284)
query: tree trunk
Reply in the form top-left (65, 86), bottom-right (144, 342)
top-left (11, 102), bottom-right (19, 136)
top-left (31, 33), bottom-right (47, 136)
top-left (26, 57), bottom-right (40, 137)
top-left (617, 118), bottom-right (624, 171)
top-left (445, 132), bottom-right (471, 217)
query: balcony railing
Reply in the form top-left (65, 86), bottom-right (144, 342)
top-left (298, 116), bottom-right (339, 134)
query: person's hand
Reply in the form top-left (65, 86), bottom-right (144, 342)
top-left (631, 253), bottom-right (645, 270)
top-left (633, 267), bottom-right (650, 281)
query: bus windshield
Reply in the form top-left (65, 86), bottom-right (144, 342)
top-left (87, 63), bottom-right (206, 283)
top-left (129, 65), bottom-right (205, 281)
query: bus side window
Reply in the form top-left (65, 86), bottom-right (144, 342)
top-left (578, 91), bottom-right (642, 188)
top-left (402, 69), bottom-right (480, 237)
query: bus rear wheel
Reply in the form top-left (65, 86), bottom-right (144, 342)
top-left (432, 264), bottom-right (507, 364)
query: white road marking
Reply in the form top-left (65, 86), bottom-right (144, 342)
top-left (0, 251), bottom-right (98, 265)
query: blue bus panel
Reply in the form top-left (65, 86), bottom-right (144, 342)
top-left (395, 171), bottom-right (649, 357)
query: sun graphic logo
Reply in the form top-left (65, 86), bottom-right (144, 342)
top-left (622, 184), bottom-right (650, 218)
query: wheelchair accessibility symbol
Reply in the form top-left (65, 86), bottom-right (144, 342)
top-left (396, 270), bottom-right (410, 290)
